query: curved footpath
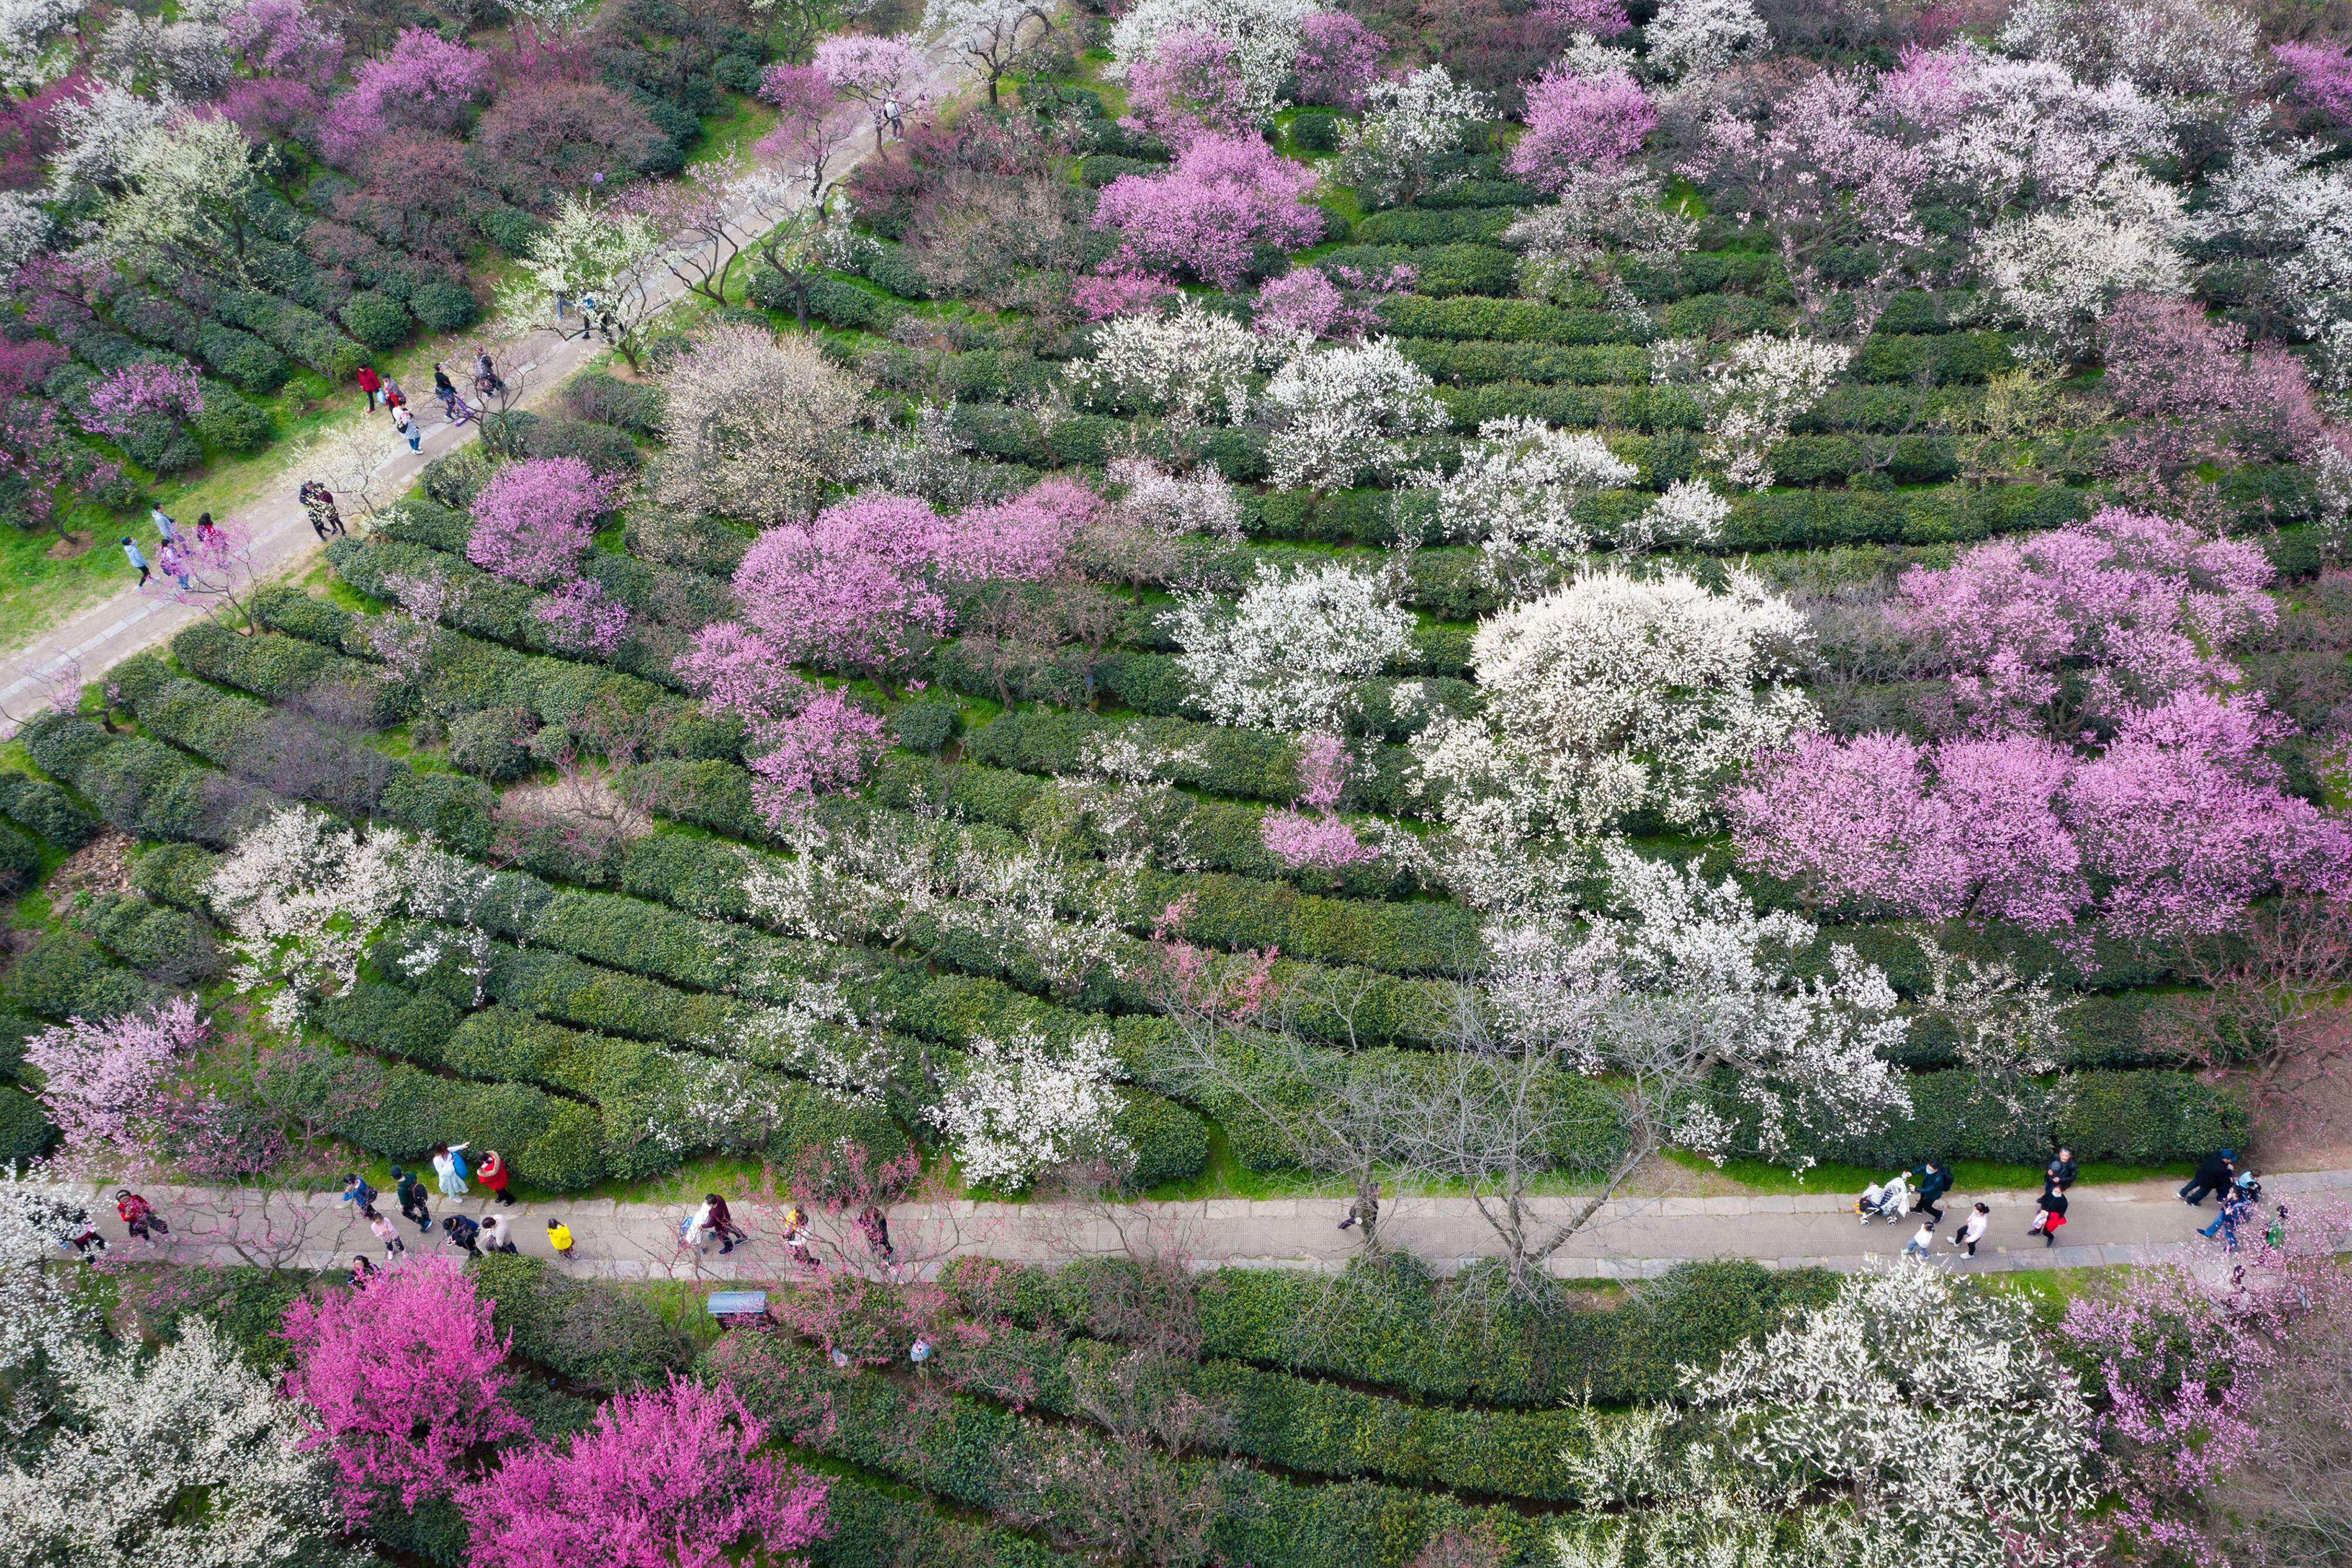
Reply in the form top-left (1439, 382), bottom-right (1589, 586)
top-left (45, 1168), bottom-right (2352, 1281)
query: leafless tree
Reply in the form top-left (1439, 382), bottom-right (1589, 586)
top-left (2146, 890), bottom-right (2352, 1129)
top-left (626, 145), bottom-right (802, 305)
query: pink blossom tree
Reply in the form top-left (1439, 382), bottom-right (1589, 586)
top-left (744, 686), bottom-right (890, 827)
top-left (1253, 266), bottom-right (1409, 342)
top-left (756, 62), bottom-right (858, 203)
top-left (317, 28), bottom-right (490, 165)
top-left (1072, 269), bottom-right (1183, 321)
top-left (465, 1376), bottom-right (827, 1568)
top-left (1532, 0), bottom-right (1632, 34)
top-left (2277, 39), bottom-right (2352, 123)
top-left (1507, 61), bottom-right (1656, 192)
top-left (533, 576), bottom-right (631, 656)
top-left (2100, 293), bottom-right (2328, 505)
top-left (1295, 11), bottom-right (1388, 109)
top-left (23, 997), bottom-right (208, 1156)
top-left (220, 0), bottom-right (344, 86)
top-left (1122, 29), bottom-right (1257, 149)
top-left (721, 493), bottom-right (953, 690)
top-left (280, 1258), bottom-right (526, 1524)
top-left (1093, 134), bottom-right (1324, 290)
top-left (941, 476), bottom-right (1097, 581)
top-left (1895, 504), bottom-right (2277, 735)
top-left (813, 34), bottom-right (927, 153)
top-left (1259, 733), bottom-right (1378, 872)
top-left (466, 457), bottom-right (625, 589)
top-left (78, 361), bottom-right (203, 437)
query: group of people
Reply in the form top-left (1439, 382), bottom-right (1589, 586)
top-left (13, 1189), bottom-right (167, 1259)
top-left (1866, 1150), bottom-right (2082, 1258)
top-left (2181, 1148), bottom-right (2280, 1252)
top-left (119, 506), bottom-right (220, 590)
top-left (339, 1144), bottom-right (577, 1278)
top-left (352, 347), bottom-right (502, 460)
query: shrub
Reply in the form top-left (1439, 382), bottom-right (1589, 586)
top-left (524, 417), bottom-right (641, 474)
top-left (420, 446), bottom-right (493, 510)
top-left (0, 1084), bottom-right (54, 1164)
top-left (469, 1253), bottom-right (694, 1393)
top-left (195, 323), bottom-right (292, 393)
top-left (0, 771), bottom-right (97, 849)
top-left (562, 372), bottom-right (665, 437)
top-left (447, 706), bottom-right (537, 780)
top-left (120, 413), bottom-right (201, 475)
top-left (339, 290), bottom-right (413, 349)
top-left (1291, 109), bottom-right (1339, 151)
top-left (1114, 1088), bottom-right (1211, 1188)
top-left (379, 769), bottom-right (496, 855)
top-left (889, 701), bottom-right (961, 755)
top-left (192, 380), bottom-right (272, 451)
top-left (7, 932), bottom-right (163, 1021)
top-left (479, 206), bottom-right (548, 256)
top-left (407, 279), bottom-right (479, 333)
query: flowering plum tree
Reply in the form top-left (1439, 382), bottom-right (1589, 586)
top-left (924, 0), bottom-right (1053, 106)
top-left (1977, 170), bottom-right (2190, 363)
top-left (1506, 57), bottom-right (1655, 193)
top-left (1643, 0), bottom-right (1767, 79)
top-left (930, 1024), bottom-right (1128, 1190)
top-left (498, 198), bottom-right (668, 372)
top-left (204, 807), bottom-right (427, 1030)
top-left (1673, 333), bottom-right (1850, 489)
top-left (465, 456), bottom-right (624, 590)
top-left (1336, 65), bottom-right (1490, 210)
top-left (1091, 133), bottom-right (1323, 289)
top-left (1259, 733), bottom-right (1379, 871)
top-left (756, 62), bottom-right (858, 205)
top-left (1171, 560), bottom-right (1412, 731)
top-left (1262, 336), bottom-right (1450, 489)
top-left (1070, 269), bottom-right (1184, 321)
top-left (2278, 39), bottom-right (2352, 123)
top-left (1294, 10), bottom-right (1385, 108)
top-left (78, 361), bottom-right (202, 437)
top-left (1071, 299), bottom-right (1259, 427)
top-left (1110, 0), bottom-right (1318, 124)
top-left (23, 997), bottom-right (208, 1157)
top-left (2099, 292), bottom-right (2327, 496)
top-left (653, 323), bottom-right (863, 527)
top-left (533, 577), bottom-right (631, 657)
top-left (1406, 415), bottom-right (1645, 597)
top-left (466, 1376), bottom-right (828, 1568)
top-left (1121, 29), bottom-right (1256, 148)
top-left (280, 1259), bottom-right (526, 1523)
top-left (814, 33), bottom-right (927, 151)
top-left (1252, 266), bottom-right (1386, 343)
top-left (316, 28), bottom-right (489, 165)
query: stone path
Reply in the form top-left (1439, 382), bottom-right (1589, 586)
top-left (47, 1167), bottom-right (2352, 1283)
top-left (0, 46), bottom-right (974, 739)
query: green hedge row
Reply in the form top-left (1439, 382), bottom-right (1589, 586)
top-left (296, 1044), bottom-right (609, 1189)
top-left (1399, 336), bottom-right (1661, 387)
top-left (1317, 242), bottom-right (1520, 297)
top-left (208, 284), bottom-right (366, 380)
top-left (714, 1332), bottom-right (1551, 1568)
top-left (111, 291), bottom-right (293, 394)
top-left (1352, 206), bottom-right (1518, 245)
top-left (22, 713), bottom-right (273, 849)
top-left (5, 931), bottom-right (166, 1022)
top-left (961, 710), bottom-right (1430, 817)
top-left (0, 770), bottom-right (99, 850)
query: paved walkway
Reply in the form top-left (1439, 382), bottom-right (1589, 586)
top-left (0, 48), bottom-right (974, 739)
top-left (48, 1168), bottom-right (2352, 1282)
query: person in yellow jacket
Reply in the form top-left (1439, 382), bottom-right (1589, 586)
top-left (546, 1219), bottom-right (574, 1259)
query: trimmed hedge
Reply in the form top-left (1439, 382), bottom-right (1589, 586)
top-left (20, 714), bottom-right (269, 848)
top-left (469, 1252), bottom-right (695, 1392)
top-left (6, 932), bottom-right (166, 1022)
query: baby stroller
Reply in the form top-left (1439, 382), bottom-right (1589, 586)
top-left (1856, 1173), bottom-right (1916, 1225)
top-left (439, 387), bottom-right (476, 428)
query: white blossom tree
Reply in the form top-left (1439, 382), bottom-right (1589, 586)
top-left (1335, 65), bottom-right (1492, 209)
top-left (1415, 566), bottom-right (1815, 914)
top-left (1644, 0), bottom-right (1769, 81)
top-left (0, 0), bottom-right (78, 93)
top-left (653, 322), bottom-right (864, 526)
top-left (1997, 0), bottom-right (2260, 103)
top-left (924, 0), bottom-right (1053, 104)
top-left (84, 112), bottom-right (263, 280)
top-left (1107, 455), bottom-right (1245, 543)
top-left (46, 82), bottom-right (169, 200)
top-left (1108, 0), bottom-right (1318, 124)
top-left (2189, 142), bottom-right (2352, 370)
top-left (1262, 337), bottom-right (1451, 490)
top-left (930, 1024), bottom-right (1129, 1190)
top-left (1071, 302), bottom-right (1260, 432)
top-left (1, 1168), bottom-right (99, 1443)
top-left (496, 196), bottom-right (670, 371)
top-left (0, 1317), bottom-right (371, 1568)
top-left (1170, 560), bottom-right (1413, 731)
top-left (1663, 333), bottom-right (1850, 490)
top-left (1975, 165), bottom-right (2190, 363)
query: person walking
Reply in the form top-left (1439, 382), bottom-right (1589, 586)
top-left (340, 1173), bottom-right (379, 1219)
top-left (195, 511), bottom-right (220, 547)
top-left (2265, 1204), bottom-right (2288, 1251)
top-left (433, 362), bottom-right (459, 414)
top-left (350, 1255), bottom-right (380, 1289)
top-left (430, 1141), bottom-right (470, 1200)
top-left (1338, 1180), bottom-right (1381, 1232)
top-left (382, 374), bottom-right (405, 409)
top-left (369, 1210), bottom-right (406, 1259)
top-left (1903, 1219), bottom-right (1936, 1256)
top-left (704, 1192), bottom-right (743, 1256)
top-left (392, 401), bottom-right (419, 452)
top-left (476, 1149), bottom-right (514, 1206)
top-left (442, 1213), bottom-right (483, 1258)
top-left (149, 505), bottom-right (178, 545)
top-left (858, 1205), bottom-right (893, 1264)
top-left (1910, 1161), bottom-right (1953, 1225)
top-left (156, 541), bottom-right (191, 590)
top-left (120, 537), bottom-right (151, 587)
top-left (1953, 1202), bottom-right (1990, 1257)
top-left (356, 365), bottom-right (381, 409)
top-left (56, 1206), bottom-right (106, 1259)
top-left (2201, 1189), bottom-right (2252, 1250)
top-left (2181, 1149), bottom-right (2237, 1208)
top-left (393, 1165), bottom-right (434, 1235)
top-left (115, 1189), bottom-right (167, 1245)
top-left (2043, 1148), bottom-right (2078, 1196)
top-left (2029, 1189), bottom-right (2069, 1248)
top-left (546, 1218), bottom-right (574, 1259)
top-left (480, 1213), bottom-right (517, 1254)
top-left (884, 95), bottom-right (904, 136)
top-left (683, 1196), bottom-right (715, 1254)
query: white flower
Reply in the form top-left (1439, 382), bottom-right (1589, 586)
top-left (1262, 336), bottom-right (1451, 490)
top-left (1171, 559), bottom-right (1414, 731)
top-left (930, 1024), bottom-right (1128, 1191)
top-left (1107, 0), bottom-right (1317, 123)
top-left (1108, 456), bottom-right (1245, 543)
top-left (1690, 334), bottom-right (1850, 490)
top-left (1335, 63), bottom-right (1492, 208)
top-left (1975, 165), bottom-right (2190, 362)
top-left (1071, 302), bottom-right (1260, 429)
top-left (1410, 417), bottom-right (1639, 597)
top-left (1997, 0), bottom-right (2261, 103)
top-left (1645, 0), bottom-right (1768, 82)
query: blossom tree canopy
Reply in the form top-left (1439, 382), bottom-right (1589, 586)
top-left (465, 1376), bottom-right (828, 1568)
top-left (23, 997), bottom-right (208, 1156)
top-left (1171, 559), bottom-right (1414, 731)
top-left (1262, 336), bottom-right (1451, 489)
top-left (280, 1258), bottom-right (526, 1523)
top-left (1507, 56), bottom-right (1656, 193)
top-left (929, 1024), bottom-right (1128, 1189)
top-left (1109, 0), bottom-right (1319, 124)
top-left (466, 456), bottom-right (626, 589)
top-left (1091, 132), bottom-right (1324, 289)
top-left (1121, 28), bottom-right (1257, 148)
top-left (1294, 9), bottom-right (1385, 108)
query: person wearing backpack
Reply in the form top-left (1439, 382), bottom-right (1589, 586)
top-left (442, 1213), bottom-right (482, 1258)
top-left (431, 1142), bottom-right (471, 1200)
top-left (393, 1166), bottom-right (434, 1235)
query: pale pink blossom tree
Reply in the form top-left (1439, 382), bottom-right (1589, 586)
top-left (1253, 265), bottom-right (1409, 342)
top-left (23, 997), bottom-right (208, 1155)
top-left (78, 361), bottom-right (203, 437)
top-left (1532, 0), bottom-right (1632, 34)
top-left (744, 687), bottom-right (890, 827)
top-left (813, 34), bottom-right (927, 152)
top-left (1072, 269), bottom-right (1183, 320)
top-left (466, 457), bottom-right (626, 589)
top-left (756, 62), bottom-right (858, 204)
top-left (942, 476), bottom-right (1097, 581)
top-left (465, 1376), bottom-right (828, 1568)
top-left (2100, 293), bottom-right (2329, 502)
top-left (533, 576), bottom-right (631, 656)
top-left (222, 0), bottom-right (345, 85)
top-left (1295, 11), bottom-right (1388, 108)
top-left (1259, 732), bottom-right (1378, 872)
top-left (1092, 133), bottom-right (1324, 290)
top-left (316, 27), bottom-right (490, 165)
top-left (1507, 59), bottom-right (1656, 192)
top-left (280, 1258), bottom-right (526, 1524)
top-left (1122, 29), bottom-right (1256, 148)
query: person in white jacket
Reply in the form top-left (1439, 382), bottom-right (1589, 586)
top-left (430, 1142), bottom-right (470, 1199)
top-left (1953, 1203), bottom-right (1991, 1257)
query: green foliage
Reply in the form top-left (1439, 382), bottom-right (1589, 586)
top-left (8, 931), bottom-right (165, 1021)
top-left (408, 279), bottom-right (480, 333)
top-left (470, 1253), bottom-right (694, 1392)
top-left (139, 1266), bottom-right (313, 1372)
top-left (191, 379), bottom-right (272, 452)
top-left (339, 290), bottom-right (414, 350)
top-left (1113, 1088), bottom-right (1210, 1188)
top-left (1289, 109), bottom-right (1339, 151)
top-left (890, 700), bottom-right (961, 754)
top-left (0, 1084), bottom-right (55, 1163)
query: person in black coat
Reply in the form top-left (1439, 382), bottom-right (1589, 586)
top-left (2181, 1149), bottom-right (2237, 1207)
top-left (2043, 1149), bottom-right (2078, 1196)
top-left (1910, 1161), bottom-right (1954, 1224)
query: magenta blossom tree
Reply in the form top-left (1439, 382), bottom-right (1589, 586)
top-left (220, 0), bottom-right (344, 86)
top-left (533, 576), bottom-right (631, 656)
top-left (79, 362), bottom-right (204, 438)
top-left (1253, 266), bottom-right (1408, 342)
top-left (1295, 11), bottom-right (1387, 108)
top-left (317, 27), bottom-right (490, 165)
top-left (2277, 39), bottom-right (2352, 123)
top-left (745, 687), bottom-right (890, 828)
top-left (1122, 29), bottom-right (1257, 149)
top-left (23, 997), bottom-right (208, 1155)
top-left (1894, 505), bottom-right (2276, 735)
top-left (1508, 60), bottom-right (1656, 192)
top-left (2100, 293), bottom-right (2328, 487)
top-left (720, 493), bottom-right (953, 688)
top-left (466, 457), bottom-right (626, 589)
top-left (1071, 269), bottom-right (1183, 321)
top-left (465, 1376), bottom-right (827, 1568)
top-left (1260, 733), bottom-right (1378, 872)
top-left (1093, 134), bottom-right (1324, 290)
top-left (813, 34), bottom-right (927, 152)
top-left (943, 476), bottom-right (1098, 581)
top-left (280, 1258), bottom-right (526, 1524)
top-left (1533, 0), bottom-right (1632, 33)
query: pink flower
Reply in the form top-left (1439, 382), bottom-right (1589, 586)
top-left (2277, 39), bottom-right (2352, 123)
top-left (1260, 734), bottom-right (1379, 871)
top-left (78, 362), bottom-right (204, 438)
top-left (317, 28), bottom-right (489, 165)
top-left (746, 687), bottom-right (888, 828)
top-left (1093, 134), bottom-right (1324, 290)
top-left (1071, 269), bottom-right (1184, 321)
top-left (533, 576), bottom-right (631, 656)
top-left (465, 457), bottom-right (624, 589)
top-left (1532, 0), bottom-right (1632, 36)
top-left (1507, 62), bottom-right (1656, 192)
top-left (1122, 28), bottom-right (1257, 148)
top-left (23, 997), bottom-right (208, 1154)
top-left (1297, 11), bottom-right (1388, 108)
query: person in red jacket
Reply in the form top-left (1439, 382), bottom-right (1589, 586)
top-left (476, 1148), bottom-right (515, 1206)
top-left (115, 1189), bottom-right (168, 1245)
top-left (356, 365), bottom-right (381, 409)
